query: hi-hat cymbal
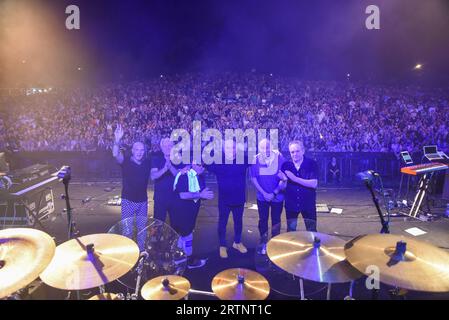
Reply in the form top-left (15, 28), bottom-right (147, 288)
top-left (211, 268), bottom-right (270, 300)
top-left (40, 233), bottom-right (139, 290)
top-left (88, 293), bottom-right (123, 300)
top-left (345, 234), bottom-right (449, 292)
top-left (0, 228), bottom-right (55, 299)
top-left (141, 275), bottom-right (190, 300)
top-left (267, 231), bottom-right (362, 283)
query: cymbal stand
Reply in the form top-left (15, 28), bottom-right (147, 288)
top-left (187, 289), bottom-right (217, 299)
top-left (299, 278), bottom-right (305, 300)
top-left (326, 283), bottom-right (332, 300)
top-left (132, 252), bottom-right (149, 300)
top-left (347, 280), bottom-right (355, 299)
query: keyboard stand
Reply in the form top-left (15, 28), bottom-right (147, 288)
top-left (406, 172), bottom-right (434, 219)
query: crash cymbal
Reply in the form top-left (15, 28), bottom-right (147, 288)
top-left (141, 275), bottom-right (190, 300)
top-left (40, 233), bottom-right (139, 290)
top-left (211, 268), bottom-right (270, 300)
top-left (345, 234), bottom-right (449, 292)
top-left (0, 228), bottom-right (56, 299)
top-left (267, 231), bottom-right (362, 283)
top-left (88, 293), bottom-right (124, 300)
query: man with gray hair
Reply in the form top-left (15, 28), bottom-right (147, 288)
top-left (281, 140), bottom-right (318, 232)
top-left (150, 137), bottom-right (185, 223)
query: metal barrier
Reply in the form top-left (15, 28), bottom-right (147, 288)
top-left (7, 151), bottom-right (406, 185)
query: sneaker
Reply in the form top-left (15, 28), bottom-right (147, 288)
top-left (219, 246), bottom-right (228, 258)
top-left (232, 242), bottom-right (248, 254)
top-left (256, 243), bottom-right (267, 255)
top-left (187, 257), bottom-right (207, 269)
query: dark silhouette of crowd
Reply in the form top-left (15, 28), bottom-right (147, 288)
top-left (1, 73), bottom-right (448, 154)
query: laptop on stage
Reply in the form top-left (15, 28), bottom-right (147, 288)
top-left (423, 145), bottom-right (446, 161)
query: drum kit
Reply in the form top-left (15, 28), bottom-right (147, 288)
top-left (1, 225), bottom-right (449, 300)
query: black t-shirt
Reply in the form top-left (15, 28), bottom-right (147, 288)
top-left (207, 162), bottom-right (249, 206)
top-left (120, 157), bottom-right (151, 202)
top-left (281, 157), bottom-right (318, 212)
top-left (174, 172), bottom-right (206, 213)
top-left (150, 153), bottom-right (184, 202)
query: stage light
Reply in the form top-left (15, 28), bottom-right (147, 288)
top-left (22, 60), bottom-right (26, 64)
top-left (347, 73), bottom-right (351, 77)
top-left (77, 67), bottom-right (82, 71)
top-left (160, 74), bottom-right (164, 78)
top-left (414, 64), bottom-right (422, 70)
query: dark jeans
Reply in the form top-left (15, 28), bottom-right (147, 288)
top-left (286, 207), bottom-right (317, 232)
top-left (170, 202), bottom-right (200, 237)
top-left (153, 197), bottom-right (173, 223)
top-left (218, 202), bottom-right (244, 246)
top-left (257, 200), bottom-right (283, 243)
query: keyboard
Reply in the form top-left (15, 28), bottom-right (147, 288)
top-left (401, 162), bottom-right (448, 176)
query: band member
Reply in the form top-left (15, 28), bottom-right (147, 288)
top-left (207, 139), bottom-right (249, 258)
top-left (150, 138), bottom-right (184, 222)
top-left (250, 138), bottom-right (286, 254)
top-left (171, 162), bottom-right (213, 268)
top-left (282, 140), bottom-right (318, 232)
top-left (113, 124), bottom-right (151, 249)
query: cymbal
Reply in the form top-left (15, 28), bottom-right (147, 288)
top-left (345, 234), bottom-right (449, 292)
top-left (267, 231), bottom-right (362, 283)
top-left (141, 275), bottom-right (190, 300)
top-left (211, 268), bottom-right (270, 300)
top-left (40, 233), bottom-right (139, 290)
top-left (0, 228), bottom-right (55, 299)
top-left (88, 293), bottom-right (123, 300)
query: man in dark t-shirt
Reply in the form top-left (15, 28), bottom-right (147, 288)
top-left (150, 138), bottom-right (185, 223)
top-left (171, 163), bottom-right (213, 268)
top-left (281, 140), bottom-right (318, 232)
top-left (112, 125), bottom-right (151, 250)
top-left (207, 140), bottom-right (249, 259)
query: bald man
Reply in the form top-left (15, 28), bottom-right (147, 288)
top-left (113, 125), bottom-right (151, 249)
top-left (250, 138), bottom-right (286, 254)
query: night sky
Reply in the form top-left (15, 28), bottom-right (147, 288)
top-left (1, 0), bottom-right (449, 86)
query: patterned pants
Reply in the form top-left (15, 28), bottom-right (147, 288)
top-left (121, 199), bottom-right (148, 251)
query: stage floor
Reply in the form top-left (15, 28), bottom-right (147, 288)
top-left (24, 181), bottom-right (449, 300)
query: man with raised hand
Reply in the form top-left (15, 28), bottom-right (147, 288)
top-left (113, 124), bottom-right (151, 250)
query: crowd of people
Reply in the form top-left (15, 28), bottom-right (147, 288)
top-left (1, 73), bottom-right (448, 154)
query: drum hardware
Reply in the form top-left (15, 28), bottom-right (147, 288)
top-left (0, 228), bottom-right (56, 299)
top-left (141, 275), bottom-right (191, 300)
top-left (211, 268), bottom-right (270, 300)
top-left (187, 289), bottom-right (216, 298)
top-left (88, 292), bottom-right (125, 300)
top-left (266, 231), bottom-right (363, 300)
top-left (132, 251), bottom-right (149, 299)
top-left (344, 234), bottom-right (449, 292)
top-left (40, 233), bottom-right (140, 291)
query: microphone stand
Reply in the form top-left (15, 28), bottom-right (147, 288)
top-left (364, 179), bottom-right (390, 234)
top-left (59, 167), bottom-right (78, 240)
top-left (58, 166), bottom-right (81, 301)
